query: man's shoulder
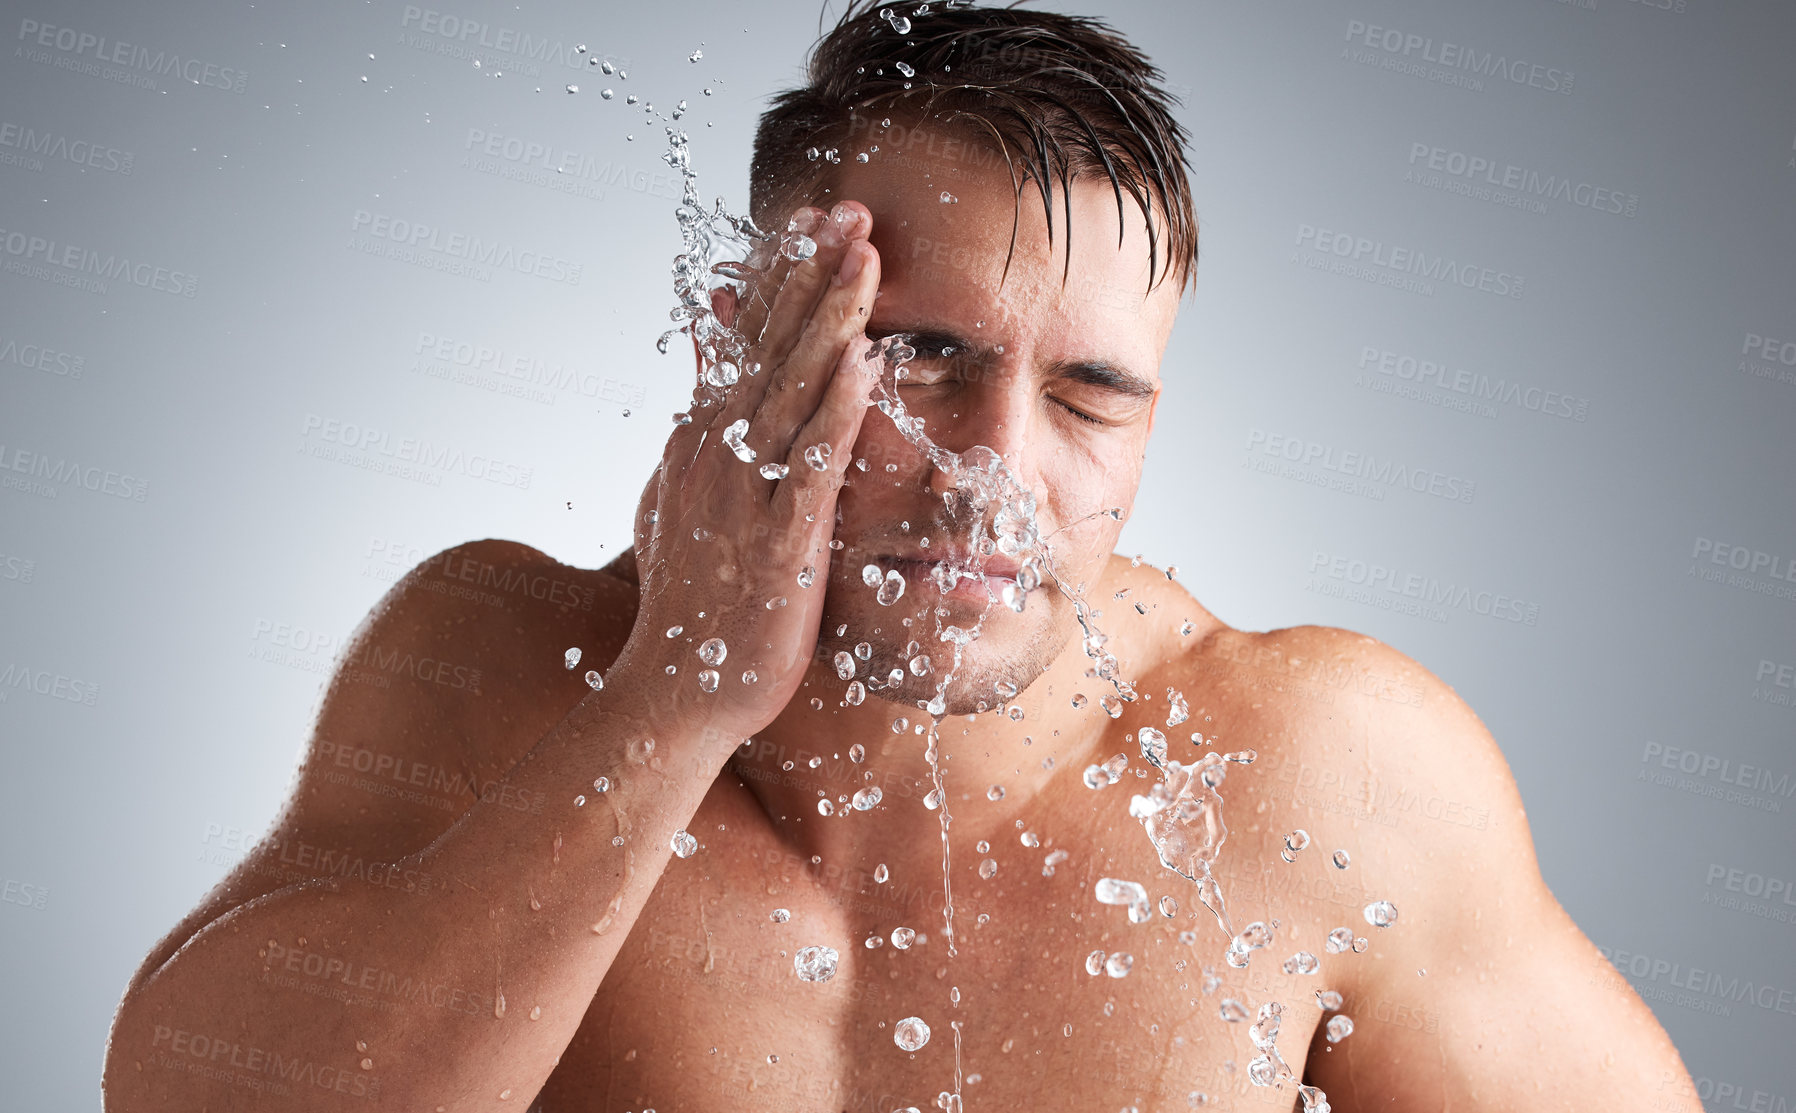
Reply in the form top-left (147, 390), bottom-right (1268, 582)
top-left (357, 537), bottom-right (639, 636)
top-left (319, 537), bottom-right (640, 755)
top-left (1109, 560), bottom-right (1493, 776)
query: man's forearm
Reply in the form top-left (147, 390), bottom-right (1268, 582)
top-left (103, 674), bottom-right (745, 1111)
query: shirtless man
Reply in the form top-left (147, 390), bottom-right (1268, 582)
top-left (103, 3), bottom-right (1700, 1110)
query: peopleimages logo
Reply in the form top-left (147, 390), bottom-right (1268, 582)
top-left (0, 119), bottom-right (133, 175)
top-left (0, 438), bottom-right (150, 501)
top-left (398, 6), bottom-right (626, 77)
top-left (348, 210), bottom-right (582, 286)
top-left (298, 413), bottom-right (534, 490)
top-left (1405, 143), bottom-right (1638, 218)
top-left (15, 18), bottom-right (248, 93)
top-left (1307, 550), bottom-right (1541, 626)
top-left (1294, 224), bottom-right (1524, 299)
top-left (1357, 347), bottom-right (1590, 422)
top-left (1342, 20), bottom-right (1573, 95)
top-left (0, 225), bottom-right (198, 297)
top-left (1246, 428), bottom-right (1477, 503)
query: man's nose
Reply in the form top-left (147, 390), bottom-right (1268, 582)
top-left (923, 381), bottom-right (1036, 500)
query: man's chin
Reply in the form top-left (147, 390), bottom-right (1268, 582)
top-left (817, 590), bottom-right (1071, 717)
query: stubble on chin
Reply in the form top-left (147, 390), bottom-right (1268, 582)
top-left (815, 584), bottom-right (1075, 717)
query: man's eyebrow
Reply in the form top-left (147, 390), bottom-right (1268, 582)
top-left (1047, 359), bottom-right (1158, 401)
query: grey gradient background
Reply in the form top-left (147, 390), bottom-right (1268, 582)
top-left (2, 0), bottom-right (1793, 1107)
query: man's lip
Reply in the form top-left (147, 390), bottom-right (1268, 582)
top-left (884, 554), bottom-right (1021, 579)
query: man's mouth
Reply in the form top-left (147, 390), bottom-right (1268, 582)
top-left (883, 554), bottom-right (1020, 600)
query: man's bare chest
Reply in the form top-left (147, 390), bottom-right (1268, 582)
top-left (533, 766), bottom-right (1328, 1113)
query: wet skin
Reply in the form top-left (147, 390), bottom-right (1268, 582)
top-left (106, 136), bottom-right (1698, 1113)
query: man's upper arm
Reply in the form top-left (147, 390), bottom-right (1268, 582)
top-left (126, 539), bottom-right (632, 989)
top-left (1286, 627), bottom-right (1699, 1110)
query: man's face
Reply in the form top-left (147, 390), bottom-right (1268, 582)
top-left (805, 125), bottom-right (1184, 714)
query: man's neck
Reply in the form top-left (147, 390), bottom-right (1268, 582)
top-left (726, 631), bottom-right (1115, 874)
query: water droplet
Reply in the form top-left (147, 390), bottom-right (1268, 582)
top-left (1105, 952), bottom-right (1134, 978)
top-left (766, 595), bottom-right (788, 609)
top-left (986, 784), bottom-right (1005, 802)
top-left (1325, 1015), bottom-right (1354, 1043)
top-left (698, 668), bottom-right (719, 693)
top-left (855, 641), bottom-right (872, 660)
top-left (697, 638), bottom-right (728, 666)
top-left (721, 418), bottom-right (757, 462)
top-left (797, 565), bottom-right (816, 588)
top-left (1082, 764), bottom-right (1107, 790)
top-left (852, 786), bottom-right (883, 810)
top-left (574, 794), bottom-right (586, 807)
top-left (665, 625), bottom-right (683, 638)
top-left (834, 651), bottom-right (856, 680)
top-left (1352, 936), bottom-right (1369, 953)
top-left (1094, 878), bottom-right (1150, 923)
top-left (689, 48), bottom-right (704, 62)
top-left (894, 1016), bottom-right (931, 1051)
top-left (1159, 895), bottom-right (1179, 917)
top-left (1332, 848), bottom-right (1351, 870)
top-left (759, 462), bottom-right (790, 480)
top-left (1218, 998), bottom-right (1248, 1023)
top-left (1284, 829), bottom-right (1311, 853)
top-left (909, 654), bottom-right (932, 676)
top-left (1364, 900), bottom-right (1398, 928)
top-left (794, 945), bottom-right (839, 981)
top-left (670, 830), bottom-right (698, 858)
top-left (1316, 988), bottom-right (1343, 1010)
top-left (563, 647), bottom-right (582, 669)
top-left (565, 84), bottom-right (579, 94)
top-left (1084, 950), bottom-right (1106, 976)
top-left (1019, 830), bottom-right (1039, 848)
top-left (877, 568), bottom-right (907, 605)
top-left (584, 669), bottom-right (604, 691)
top-left (1102, 752), bottom-right (1129, 783)
top-left (803, 442), bottom-right (832, 470)
top-left (1138, 726), bottom-right (1167, 766)
top-left (890, 926), bottom-right (916, 949)
top-left (1282, 951), bottom-right (1320, 975)
top-left (782, 232), bottom-right (817, 261)
top-left (1324, 927), bottom-right (1354, 954)
top-left (846, 680), bottom-right (866, 705)
top-left (939, 191), bottom-right (957, 204)
top-left (874, 863), bottom-right (890, 883)
top-left (977, 858), bottom-right (998, 879)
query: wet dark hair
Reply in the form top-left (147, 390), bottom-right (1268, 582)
top-left (749, 0), bottom-right (1198, 293)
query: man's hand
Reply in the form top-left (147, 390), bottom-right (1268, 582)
top-left (613, 202), bottom-right (882, 740)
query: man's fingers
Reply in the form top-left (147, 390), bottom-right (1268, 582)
top-left (754, 237), bottom-right (880, 452)
top-left (770, 300), bottom-right (883, 528)
top-left (732, 207), bottom-right (824, 349)
top-left (756, 204), bottom-right (871, 370)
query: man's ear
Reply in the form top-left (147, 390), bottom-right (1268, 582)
top-left (1145, 385), bottom-right (1162, 440)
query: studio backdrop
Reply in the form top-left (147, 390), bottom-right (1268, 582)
top-left (1, 0), bottom-right (1792, 1107)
